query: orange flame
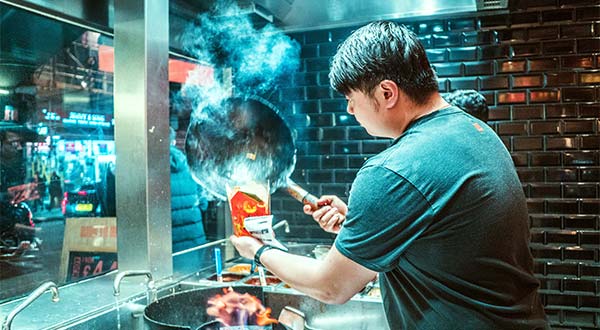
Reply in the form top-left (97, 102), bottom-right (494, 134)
top-left (206, 287), bottom-right (278, 327)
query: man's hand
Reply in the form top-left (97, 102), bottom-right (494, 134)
top-left (230, 235), bottom-right (264, 260)
top-left (303, 195), bottom-right (348, 234)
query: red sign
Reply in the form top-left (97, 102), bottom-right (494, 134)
top-left (7, 183), bottom-right (38, 203)
top-left (98, 45), bottom-right (214, 85)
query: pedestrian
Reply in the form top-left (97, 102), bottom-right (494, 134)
top-left (32, 172), bottom-right (46, 212)
top-left (100, 162), bottom-right (116, 217)
top-left (170, 128), bottom-right (208, 253)
top-left (49, 171), bottom-right (62, 210)
top-left (230, 21), bottom-right (548, 329)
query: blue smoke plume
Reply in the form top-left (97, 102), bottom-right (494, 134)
top-left (178, 1), bottom-right (301, 117)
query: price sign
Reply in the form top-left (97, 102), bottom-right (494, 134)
top-left (59, 217), bottom-right (117, 283)
top-left (67, 251), bottom-right (117, 281)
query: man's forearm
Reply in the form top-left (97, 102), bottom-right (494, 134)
top-left (258, 247), bottom-right (374, 304)
top-left (259, 249), bottom-right (345, 303)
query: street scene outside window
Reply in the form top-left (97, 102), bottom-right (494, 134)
top-left (0, 4), bottom-right (118, 301)
top-left (0, 3), bottom-right (217, 304)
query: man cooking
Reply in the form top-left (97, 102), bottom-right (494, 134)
top-left (231, 21), bottom-right (548, 329)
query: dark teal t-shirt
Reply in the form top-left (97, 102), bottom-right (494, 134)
top-left (335, 107), bottom-right (548, 330)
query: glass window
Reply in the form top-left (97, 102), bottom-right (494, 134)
top-left (0, 3), bottom-right (116, 302)
top-left (0, 2), bottom-right (219, 302)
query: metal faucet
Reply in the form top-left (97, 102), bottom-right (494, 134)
top-left (113, 270), bottom-right (155, 302)
top-left (172, 219), bottom-right (292, 257)
top-left (274, 219), bottom-right (290, 233)
top-left (172, 237), bottom-right (230, 257)
top-left (2, 281), bottom-right (59, 330)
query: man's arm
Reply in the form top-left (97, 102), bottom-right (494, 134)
top-left (230, 235), bottom-right (377, 304)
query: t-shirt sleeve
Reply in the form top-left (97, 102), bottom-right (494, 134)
top-left (335, 164), bottom-right (434, 273)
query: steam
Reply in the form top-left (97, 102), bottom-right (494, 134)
top-left (178, 1), bottom-right (300, 115)
top-left (177, 1), bottom-right (301, 200)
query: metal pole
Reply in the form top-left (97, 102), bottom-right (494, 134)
top-left (114, 0), bottom-right (171, 278)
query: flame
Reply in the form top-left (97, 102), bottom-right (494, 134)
top-left (206, 287), bottom-right (278, 327)
top-left (256, 307), bottom-right (276, 326)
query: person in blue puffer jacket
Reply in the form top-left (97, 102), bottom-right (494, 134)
top-left (170, 127), bottom-right (207, 253)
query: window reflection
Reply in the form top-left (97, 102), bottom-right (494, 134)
top-left (0, 3), bottom-right (116, 302)
top-left (0, 2), bottom-right (218, 303)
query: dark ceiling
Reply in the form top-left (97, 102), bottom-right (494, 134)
top-left (0, 3), bottom-right (85, 88)
top-left (0, 0), bottom-right (248, 90)
top-left (1, 0), bottom-right (485, 90)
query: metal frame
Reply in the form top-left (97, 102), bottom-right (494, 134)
top-left (114, 0), bottom-right (171, 278)
top-left (0, 0), bottom-right (112, 35)
top-left (1, 0), bottom-right (191, 293)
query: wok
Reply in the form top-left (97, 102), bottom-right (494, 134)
top-left (144, 286), bottom-right (285, 330)
top-left (185, 96), bottom-right (317, 208)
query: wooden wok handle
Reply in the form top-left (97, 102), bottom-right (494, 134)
top-left (286, 180), bottom-right (319, 210)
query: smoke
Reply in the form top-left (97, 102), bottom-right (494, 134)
top-left (177, 1), bottom-right (301, 116)
top-left (176, 2), bottom-right (301, 200)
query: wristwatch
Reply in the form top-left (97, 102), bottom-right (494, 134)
top-left (253, 245), bottom-right (283, 267)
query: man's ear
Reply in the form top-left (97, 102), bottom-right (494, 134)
top-left (379, 80), bottom-right (399, 109)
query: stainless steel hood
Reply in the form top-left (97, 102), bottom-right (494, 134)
top-left (252, 0), bottom-right (508, 32)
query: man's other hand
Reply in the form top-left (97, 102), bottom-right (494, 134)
top-left (303, 195), bottom-right (348, 234)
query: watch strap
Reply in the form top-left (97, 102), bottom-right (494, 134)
top-left (253, 245), bottom-right (282, 267)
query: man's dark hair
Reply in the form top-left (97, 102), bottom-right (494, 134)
top-left (443, 89), bottom-right (489, 122)
top-left (329, 21), bottom-right (438, 105)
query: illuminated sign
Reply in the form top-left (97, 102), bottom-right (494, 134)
top-left (98, 44), bottom-right (214, 85)
top-left (43, 108), bottom-right (61, 121)
top-left (62, 112), bottom-right (111, 128)
top-left (37, 126), bottom-right (48, 135)
top-left (4, 105), bottom-right (17, 121)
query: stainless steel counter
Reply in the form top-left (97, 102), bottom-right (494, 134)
top-left (0, 270), bottom-right (171, 330)
top-left (0, 242), bottom-right (387, 330)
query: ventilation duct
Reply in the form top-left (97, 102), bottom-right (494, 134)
top-left (249, 0), bottom-right (508, 32)
top-left (232, 0), bottom-right (275, 23)
top-left (476, 0), bottom-right (509, 11)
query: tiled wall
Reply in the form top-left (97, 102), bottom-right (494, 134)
top-left (266, 0), bottom-right (600, 328)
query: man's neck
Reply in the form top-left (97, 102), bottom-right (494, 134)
top-left (412, 94), bottom-right (450, 121)
top-left (390, 93), bottom-right (449, 138)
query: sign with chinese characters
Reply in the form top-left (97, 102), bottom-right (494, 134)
top-left (7, 182), bottom-right (38, 203)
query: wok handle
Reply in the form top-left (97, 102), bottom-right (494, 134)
top-left (286, 180), bottom-right (319, 210)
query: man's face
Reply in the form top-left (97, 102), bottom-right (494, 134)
top-left (345, 90), bottom-right (385, 137)
top-left (2, 132), bottom-right (23, 158)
